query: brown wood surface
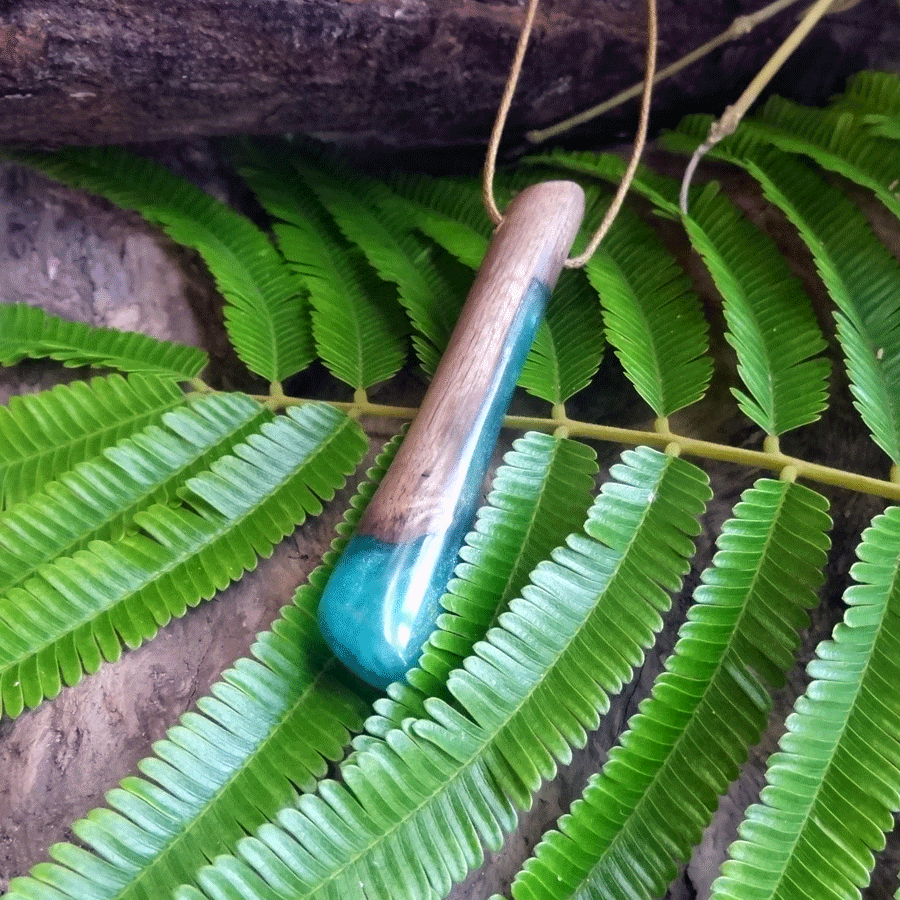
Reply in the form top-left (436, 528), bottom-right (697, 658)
top-left (0, 1), bottom-right (897, 150)
top-left (358, 179), bottom-right (584, 542)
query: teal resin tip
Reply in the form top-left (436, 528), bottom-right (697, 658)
top-left (318, 529), bottom-right (465, 689)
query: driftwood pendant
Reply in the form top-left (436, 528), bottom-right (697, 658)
top-left (319, 181), bottom-right (585, 688)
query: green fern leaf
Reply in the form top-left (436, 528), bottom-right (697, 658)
top-left (577, 142), bottom-right (829, 435)
top-left (667, 101), bottom-right (900, 220)
top-left (17, 148), bottom-right (313, 382)
top-left (0, 302), bottom-right (208, 378)
top-left (383, 170), bottom-right (493, 269)
top-left (5, 591), bottom-right (369, 900)
top-left (402, 242), bottom-right (474, 376)
top-left (379, 168), bottom-right (601, 401)
top-left (238, 155), bottom-right (408, 390)
top-left (0, 373), bottom-right (186, 510)
top-left (516, 269), bottom-right (605, 405)
top-left (710, 505), bottom-right (900, 900)
top-left (503, 479), bottom-right (831, 900)
top-left (0, 404), bottom-right (366, 718)
top-left (833, 70), bottom-right (900, 117)
top-left (175, 447), bottom-right (710, 900)
top-left (526, 150), bottom-right (682, 218)
top-left (3, 433), bottom-right (403, 900)
top-left (830, 70), bottom-right (900, 138)
top-left (733, 149), bottom-right (900, 466)
top-left (584, 205), bottom-right (711, 417)
top-left (753, 96), bottom-right (900, 219)
top-left (664, 123), bottom-right (900, 465)
top-left (367, 431), bottom-right (599, 736)
top-left (527, 151), bottom-right (830, 433)
top-left (0, 393), bottom-right (268, 597)
top-left (684, 182), bottom-right (830, 436)
top-left (297, 163), bottom-right (481, 378)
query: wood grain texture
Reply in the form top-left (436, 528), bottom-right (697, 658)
top-left (0, 0), bottom-right (896, 149)
top-left (358, 179), bottom-right (584, 542)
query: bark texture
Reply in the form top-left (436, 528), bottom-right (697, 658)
top-left (0, 0), bottom-right (898, 149)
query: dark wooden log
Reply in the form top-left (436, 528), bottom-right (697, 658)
top-left (0, 0), bottom-right (898, 149)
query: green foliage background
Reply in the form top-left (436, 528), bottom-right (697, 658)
top-left (2, 70), bottom-right (900, 900)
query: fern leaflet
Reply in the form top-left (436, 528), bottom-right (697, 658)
top-left (830, 70), bottom-right (900, 138)
top-left (517, 269), bottom-right (605, 405)
top-left (665, 124), bottom-right (900, 465)
top-left (833, 70), bottom-right (900, 118)
top-left (238, 155), bottom-right (408, 390)
top-left (710, 506), bottom-right (900, 900)
top-left (684, 181), bottom-right (830, 436)
top-left (584, 204), bottom-right (711, 417)
top-left (17, 147), bottom-right (313, 382)
top-left (0, 303), bottom-right (208, 379)
top-left (503, 479), bottom-right (831, 900)
top-left (0, 373), bottom-right (186, 510)
top-left (382, 171), bottom-right (493, 270)
top-left (0, 393), bottom-right (268, 597)
top-left (0, 404), bottom-right (366, 718)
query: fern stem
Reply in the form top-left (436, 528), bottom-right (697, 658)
top-left (526, 0), bottom-right (808, 144)
top-left (679, 0), bottom-right (840, 212)
top-left (240, 392), bottom-right (900, 499)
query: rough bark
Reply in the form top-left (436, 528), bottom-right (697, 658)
top-left (0, 0), bottom-right (898, 150)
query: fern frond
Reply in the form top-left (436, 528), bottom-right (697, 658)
top-left (3, 431), bottom-right (401, 900)
top-left (175, 448), bottom-right (710, 900)
top-left (402, 241), bottom-right (473, 375)
top-left (0, 303), bottom-right (208, 378)
top-left (710, 505), bottom-right (900, 900)
top-left (667, 100), bottom-right (900, 220)
top-left (0, 393), bottom-right (268, 597)
top-left (665, 123), bottom-right (900, 466)
top-left (382, 170), bottom-right (493, 269)
top-left (373, 168), bottom-right (602, 400)
top-left (584, 204), bottom-right (711, 417)
top-left (367, 431), bottom-right (599, 736)
top-left (830, 70), bottom-right (900, 133)
top-left (294, 162), bottom-right (477, 378)
top-left (0, 373), bottom-right (186, 509)
top-left (526, 150), bottom-right (682, 218)
top-left (686, 182), bottom-right (830, 435)
top-left (833, 71), bottom-right (900, 116)
top-left (0, 404), bottom-right (366, 718)
top-left (517, 270), bottom-right (605, 405)
top-left (238, 154), bottom-right (408, 390)
top-left (585, 139), bottom-right (829, 436)
top-left (18, 148), bottom-right (313, 382)
top-left (503, 479), bottom-right (831, 900)
top-left (738, 150), bottom-right (900, 465)
top-left (753, 96), bottom-right (900, 219)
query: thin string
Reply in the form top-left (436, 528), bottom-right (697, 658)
top-left (482, 0), bottom-right (658, 269)
top-left (482, 0), bottom-right (541, 227)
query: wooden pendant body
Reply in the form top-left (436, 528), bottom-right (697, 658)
top-left (319, 181), bottom-right (585, 688)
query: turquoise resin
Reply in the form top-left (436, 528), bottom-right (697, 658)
top-left (319, 279), bottom-right (550, 689)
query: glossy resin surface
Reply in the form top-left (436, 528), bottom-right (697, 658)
top-left (318, 280), bottom-right (549, 688)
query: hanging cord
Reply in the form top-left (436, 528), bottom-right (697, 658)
top-left (482, 0), bottom-right (541, 227)
top-left (678, 0), bottom-right (842, 214)
top-left (482, 0), bottom-right (658, 268)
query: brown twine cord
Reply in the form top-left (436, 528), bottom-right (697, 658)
top-left (482, 0), bottom-right (658, 268)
